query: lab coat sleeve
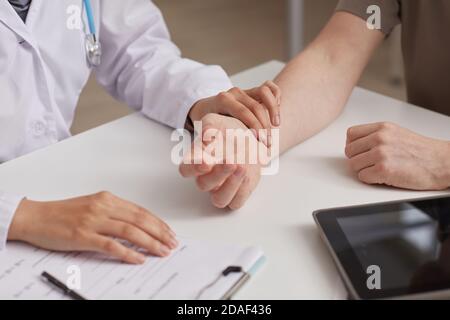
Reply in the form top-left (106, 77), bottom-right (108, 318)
top-left (0, 191), bottom-right (24, 251)
top-left (95, 0), bottom-right (233, 129)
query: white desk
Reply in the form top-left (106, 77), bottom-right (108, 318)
top-left (0, 61), bottom-right (449, 299)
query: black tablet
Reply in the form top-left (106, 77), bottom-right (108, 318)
top-left (313, 195), bottom-right (450, 300)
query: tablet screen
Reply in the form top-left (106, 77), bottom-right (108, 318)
top-left (315, 196), bottom-right (450, 299)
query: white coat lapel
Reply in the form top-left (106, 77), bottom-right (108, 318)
top-left (0, 0), bottom-right (38, 48)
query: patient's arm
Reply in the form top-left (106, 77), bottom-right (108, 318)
top-left (179, 12), bottom-right (386, 210)
top-left (275, 12), bottom-right (384, 153)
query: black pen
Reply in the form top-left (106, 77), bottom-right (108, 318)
top-left (41, 271), bottom-right (87, 300)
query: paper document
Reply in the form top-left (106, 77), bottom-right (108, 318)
top-left (0, 237), bottom-right (264, 300)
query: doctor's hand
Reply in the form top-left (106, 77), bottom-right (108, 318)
top-left (179, 113), bottom-right (267, 210)
top-left (189, 81), bottom-right (281, 146)
top-left (345, 122), bottom-right (450, 191)
top-left (7, 192), bottom-right (178, 264)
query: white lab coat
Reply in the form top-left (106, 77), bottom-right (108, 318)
top-left (0, 0), bottom-right (233, 249)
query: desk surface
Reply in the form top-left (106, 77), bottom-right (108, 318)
top-left (1, 61), bottom-right (449, 299)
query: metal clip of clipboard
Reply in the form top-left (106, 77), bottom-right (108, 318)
top-left (196, 256), bottom-right (266, 300)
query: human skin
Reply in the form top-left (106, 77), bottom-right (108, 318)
top-left (6, 82), bottom-right (280, 263)
top-left (181, 11), bottom-right (450, 210)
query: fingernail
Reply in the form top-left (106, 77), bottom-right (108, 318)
top-left (160, 244), bottom-right (171, 256)
top-left (169, 229), bottom-right (177, 238)
top-left (260, 133), bottom-right (268, 146)
top-left (136, 253), bottom-right (146, 264)
top-left (168, 238), bottom-right (179, 249)
top-left (273, 115), bottom-right (280, 127)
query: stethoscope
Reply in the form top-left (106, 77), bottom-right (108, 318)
top-left (83, 0), bottom-right (101, 67)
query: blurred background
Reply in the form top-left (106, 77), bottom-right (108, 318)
top-left (72, 0), bottom-right (406, 135)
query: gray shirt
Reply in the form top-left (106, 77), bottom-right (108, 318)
top-left (337, 0), bottom-right (450, 117)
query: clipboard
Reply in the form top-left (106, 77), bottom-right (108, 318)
top-left (1, 237), bottom-right (265, 300)
top-left (195, 256), bottom-right (267, 300)
top-left (221, 256), bottom-right (267, 300)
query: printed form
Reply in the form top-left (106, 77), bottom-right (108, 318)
top-left (0, 238), bottom-right (264, 300)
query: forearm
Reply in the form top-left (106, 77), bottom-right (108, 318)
top-left (274, 46), bottom-right (350, 153)
top-left (274, 12), bottom-right (384, 154)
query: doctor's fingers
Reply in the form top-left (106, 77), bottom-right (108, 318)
top-left (89, 192), bottom-right (177, 249)
top-left (218, 88), bottom-right (263, 130)
top-left (246, 81), bottom-right (281, 127)
top-left (234, 93), bottom-right (273, 146)
top-left (96, 220), bottom-right (173, 258)
top-left (81, 233), bottom-right (147, 265)
top-left (196, 164), bottom-right (237, 192)
top-left (210, 166), bottom-right (247, 209)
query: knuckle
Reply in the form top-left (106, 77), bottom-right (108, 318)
top-left (120, 225), bottom-right (135, 239)
top-left (217, 92), bottom-right (231, 103)
top-left (260, 85), bottom-right (270, 94)
top-left (95, 191), bottom-right (114, 203)
top-left (102, 239), bottom-right (119, 253)
top-left (375, 131), bottom-right (389, 145)
top-left (229, 87), bottom-right (242, 95)
top-left (374, 146), bottom-right (389, 162)
top-left (380, 122), bottom-right (394, 130)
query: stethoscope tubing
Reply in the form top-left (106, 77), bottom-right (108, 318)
top-left (83, 0), bottom-right (97, 40)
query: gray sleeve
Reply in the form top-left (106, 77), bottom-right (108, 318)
top-left (336, 0), bottom-right (401, 35)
